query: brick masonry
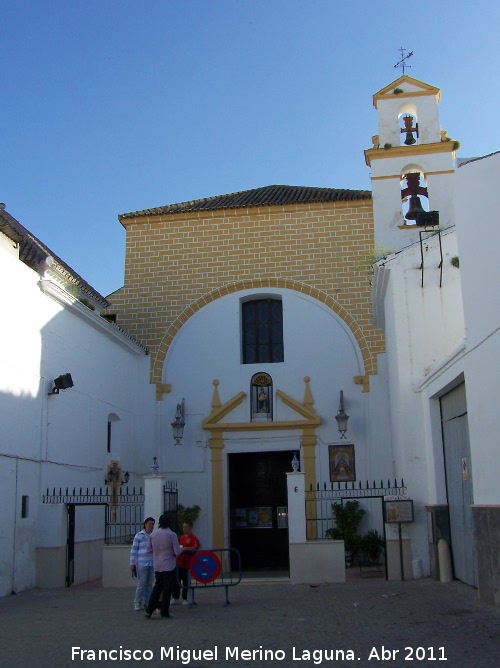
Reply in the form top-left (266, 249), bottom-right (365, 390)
top-left (106, 199), bottom-right (385, 388)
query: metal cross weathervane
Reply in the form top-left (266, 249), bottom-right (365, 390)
top-left (394, 47), bottom-right (413, 75)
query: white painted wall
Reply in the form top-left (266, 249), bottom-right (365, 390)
top-left (376, 87), bottom-right (441, 147)
top-left (0, 237), bottom-right (155, 596)
top-left (372, 150), bottom-right (500, 576)
top-left (372, 228), bottom-right (465, 572)
top-left (370, 79), bottom-right (456, 254)
top-left (155, 287), bottom-right (393, 551)
top-left (454, 153), bottom-right (500, 504)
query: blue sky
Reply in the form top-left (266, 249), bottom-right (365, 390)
top-left (2, 0), bottom-right (498, 297)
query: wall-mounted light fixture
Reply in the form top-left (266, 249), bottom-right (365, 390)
top-left (171, 399), bottom-right (185, 445)
top-left (48, 373), bottom-right (74, 395)
top-left (335, 390), bottom-right (350, 440)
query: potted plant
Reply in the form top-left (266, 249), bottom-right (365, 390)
top-left (325, 500), bottom-right (366, 565)
top-left (360, 529), bottom-right (385, 563)
top-left (177, 504), bottom-right (201, 527)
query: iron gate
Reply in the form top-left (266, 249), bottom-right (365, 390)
top-left (306, 479), bottom-right (408, 579)
top-left (42, 482), bottom-right (178, 586)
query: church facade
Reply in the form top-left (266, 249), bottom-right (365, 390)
top-left (106, 184), bottom-right (390, 566)
top-left (2, 74), bottom-right (498, 605)
top-left (107, 75), bottom-right (499, 603)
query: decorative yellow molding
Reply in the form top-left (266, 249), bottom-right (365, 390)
top-left (424, 169), bottom-right (456, 176)
top-left (208, 429), bottom-right (225, 550)
top-left (372, 75), bottom-right (441, 107)
top-left (201, 380), bottom-right (246, 431)
top-left (201, 383), bottom-right (321, 432)
top-left (365, 141), bottom-right (455, 168)
top-left (370, 168), bottom-right (455, 181)
top-left (354, 374), bottom-right (370, 392)
top-left (153, 279), bottom-right (377, 395)
top-left (370, 174), bottom-right (403, 181)
top-left (155, 383), bottom-right (171, 401)
top-left (203, 377), bottom-right (322, 547)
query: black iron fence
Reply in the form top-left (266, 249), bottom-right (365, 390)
top-left (106, 487), bottom-right (145, 544)
top-left (42, 481), bottom-right (178, 544)
top-left (305, 479), bottom-right (407, 540)
top-left (42, 486), bottom-right (130, 504)
top-left (163, 481), bottom-right (179, 532)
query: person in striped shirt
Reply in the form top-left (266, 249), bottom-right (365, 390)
top-left (129, 517), bottom-right (155, 611)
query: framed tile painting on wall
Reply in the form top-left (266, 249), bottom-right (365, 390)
top-left (329, 444), bottom-right (356, 483)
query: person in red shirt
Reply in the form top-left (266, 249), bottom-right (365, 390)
top-left (171, 521), bottom-right (200, 606)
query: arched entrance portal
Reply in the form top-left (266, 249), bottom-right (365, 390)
top-left (202, 377), bottom-right (321, 556)
top-left (229, 450), bottom-right (294, 571)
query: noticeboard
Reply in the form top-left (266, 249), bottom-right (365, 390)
top-left (234, 506), bottom-right (273, 529)
top-left (384, 499), bottom-right (414, 524)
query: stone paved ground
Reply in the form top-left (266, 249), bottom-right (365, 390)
top-left (0, 578), bottom-right (499, 667)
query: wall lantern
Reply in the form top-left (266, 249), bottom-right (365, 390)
top-left (335, 390), bottom-right (350, 440)
top-left (48, 373), bottom-right (74, 395)
top-left (171, 398), bottom-right (185, 445)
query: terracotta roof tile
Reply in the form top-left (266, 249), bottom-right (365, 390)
top-left (119, 184), bottom-right (372, 220)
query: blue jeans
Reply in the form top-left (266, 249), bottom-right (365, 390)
top-left (134, 564), bottom-right (154, 607)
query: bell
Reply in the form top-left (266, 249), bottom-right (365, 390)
top-left (405, 195), bottom-right (425, 220)
top-left (404, 130), bottom-right (416, 145)
top-left (401, 115), bottom-right (418, 145)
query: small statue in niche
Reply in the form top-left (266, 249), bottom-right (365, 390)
top-left (257, 387), bottom-right (268, 413)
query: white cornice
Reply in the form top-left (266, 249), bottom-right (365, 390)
top-left (39, 279), bottom-right (148, 355)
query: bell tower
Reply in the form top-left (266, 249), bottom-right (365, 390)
top-left (364, 75), bottom-right (458, 253)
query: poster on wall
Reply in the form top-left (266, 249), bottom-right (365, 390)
top-left (328, 444), bottom-right (356, 483)
top-left (234, 507), bottom-right (273, 528)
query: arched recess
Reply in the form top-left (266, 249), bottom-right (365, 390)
top-left (398, 101), bottom-right (419, 147)
top-left (153, 278), bottom-right (376, 398)
top-left (400, 161), bottom-right (429, 224)
top-left (107, 413), bottom-right (120, 454)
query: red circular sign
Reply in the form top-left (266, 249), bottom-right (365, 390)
top-left (189, 550), bottom-right (221, 583)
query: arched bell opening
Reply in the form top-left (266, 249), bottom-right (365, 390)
top-left (398, 104), bottom-right (419, 147)
top-left (400, 114), bottom-right (419, 145)
top-left (401, 171), bottom-right (428, 224)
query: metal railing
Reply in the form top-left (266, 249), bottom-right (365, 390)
top-left (105, 488), bottom-right (145, 544)
top-left (305, 479), bottom-right (407, 540)
top-left (163, 480), bottom-right (179, 531)
top-left (181, 548), bottom-right (242, 607)
top-left (42, 482), bottom-right (179, 544)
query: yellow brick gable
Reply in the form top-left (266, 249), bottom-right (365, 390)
top-left (107, 199), bottom-right (385, 390)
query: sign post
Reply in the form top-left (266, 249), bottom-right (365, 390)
top-left (384, 497), bottom-right (414, 581)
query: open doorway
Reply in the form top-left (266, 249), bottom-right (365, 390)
top-left (229, 450), bottom-right (293, 572)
